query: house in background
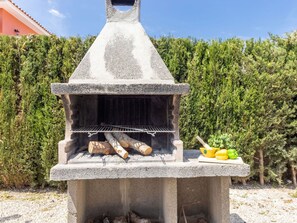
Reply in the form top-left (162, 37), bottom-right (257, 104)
top-left (0, 0), bottom-right (50, 36)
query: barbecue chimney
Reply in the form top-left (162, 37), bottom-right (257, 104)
top-left (51, 0), bottom-right (189, 164)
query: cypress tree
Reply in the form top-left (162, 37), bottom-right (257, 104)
top-left (0, 37), bottom-right (22, 186)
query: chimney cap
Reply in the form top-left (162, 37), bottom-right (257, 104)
top-left (106, 0), bottom-right (140, 23)
top-left (111, 0), bottom-right (135, 6)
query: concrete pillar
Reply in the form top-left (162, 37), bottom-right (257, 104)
top-left (173, 140), bottom-right (184, 162)
top-left (208, 177), bottom-right (230, 223)
top-left (68, 181), bottom-right (87, 223)
top-left (119, 179), bottom-right (131, 215)
top-left (163, 178), bottom-right (178, 223)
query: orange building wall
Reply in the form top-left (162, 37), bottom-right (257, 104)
top-left (0, 9), bottom-right (3, 33)
top-left (0, 9), bottom-right (37, 35)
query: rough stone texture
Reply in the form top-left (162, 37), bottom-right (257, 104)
top-left (106, 0), bottom-right (140, 23)
top-left (82, 178), bottom-right (176, 222)
top-left (66, 177), bottom-right (233, 223)
top-left (105, 34), bottom-right (142, 79)
top-left (163, 178), bottom-right (178, 223)
top-left (50, 151), bottom-right (250, 181)
top-left (208, 177), bottom-right (230, 223)
top-left (177, 177), bottom-right (230, 223)
top-left (172, 140), bottom-right (183, 162)
top-left (68, 20), bottom-right (175, 85)
top-left (51, 162), bottom-right (249, 181)
top-left (84, 179), bottom-right (124, 220)
top-left (61, 95), bottom-right (73, 140)
top-left (51, 83), bottom-right (189, 95)
top-left (128, 178), bottom-right (162, 219)
top-left (58, 140), bottom-right (71, 164)
top-left (59, 95), bottom-right (79, 164)
top-left (177, 178), bottom-right (209, 219)
top-left (171, 95), bottom-right (181, 140)
top-left (58, 139), bottom-right (78, 164)
top-left (68, 181), bottom-right (86, 223)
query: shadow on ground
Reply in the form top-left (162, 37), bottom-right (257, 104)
top-left (231, 182), bottom-right (297, 191)
top-left (230, 213), bottom-right (246, 223)
top-left (0, 214), bottom-right (22, 222)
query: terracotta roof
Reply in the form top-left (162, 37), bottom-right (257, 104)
top-left (7, 0), bottom-right (51, 35)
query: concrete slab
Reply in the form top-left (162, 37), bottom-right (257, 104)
top-left (50, 151), bottom-right (250, 181)
top-left (51, 83), bottom-right (190, 95)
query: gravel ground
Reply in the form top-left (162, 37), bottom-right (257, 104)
top-left (0, 189), bottom-right (67, 223)
top-left (230, 184), bottom-right (297, 223)
top-left (0, 185), bottom-right (296, 223)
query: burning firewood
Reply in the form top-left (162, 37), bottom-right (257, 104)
top-left (129, 211), bottom-right (152, 223)
top-left (112, 132), bottom-right (152, 156)
top-left (88, 141), bottom-right (116, 155)
top-left (104, 132), bottom-right (129, 159)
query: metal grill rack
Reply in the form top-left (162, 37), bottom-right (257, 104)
top-left (71, 125), bottom-right (175, 137)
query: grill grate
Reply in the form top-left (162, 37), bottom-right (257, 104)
top-left (71, 125), bottom-right (175, 137)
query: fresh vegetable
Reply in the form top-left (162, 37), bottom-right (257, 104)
top-left (208, 133), bottom-right (235, 149)
top-left (227, 149), bottom-right (238, 159)
top-left (215, 149), bottom-right (228, 160)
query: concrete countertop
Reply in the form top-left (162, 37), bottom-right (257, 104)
top-left (50, 151), bottom-right (250, 181)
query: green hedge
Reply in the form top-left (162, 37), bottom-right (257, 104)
top-left (0, 33), bottom-right (296, 187)
top-left (0, 36), bottom-right (95, 187)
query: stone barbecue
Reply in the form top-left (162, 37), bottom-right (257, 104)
top-left (50, 0), bottom-right (250, 222)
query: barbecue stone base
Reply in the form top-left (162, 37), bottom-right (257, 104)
top-left (52, 151), bottom-right (249, 223)
top-left (67, 177), bottom-right (230, 223)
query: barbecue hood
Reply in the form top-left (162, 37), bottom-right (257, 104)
top-left (51, 0), bottom-right (189, 95)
